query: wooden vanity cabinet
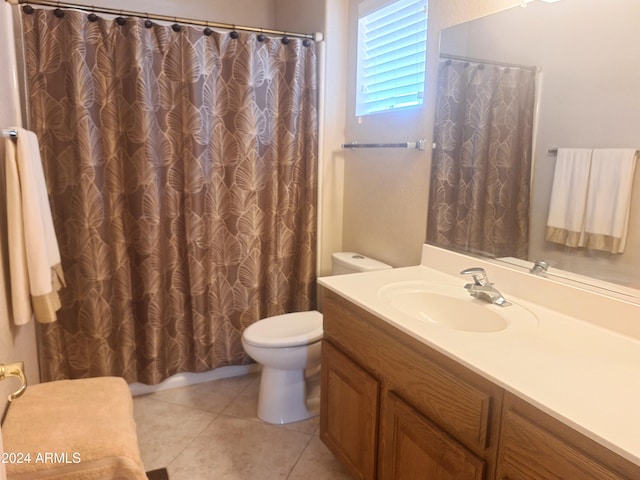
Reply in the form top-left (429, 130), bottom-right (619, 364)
top-left (320, 290), bottom-right (503, 480)
top-left (496, 392), bottom-right (640, 480)
top-left (320, 290), bottom-right (640, 480)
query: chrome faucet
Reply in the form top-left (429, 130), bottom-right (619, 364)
top-left (460, 267), bottom-right (512, 307)
top-left (530, 259), bottom-right (553, 276)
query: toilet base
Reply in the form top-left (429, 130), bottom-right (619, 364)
top-left (257, 366), bottom-right (319, 424)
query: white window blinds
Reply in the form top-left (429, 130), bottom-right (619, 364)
top-left (356, 0), bottom-right (428, 116)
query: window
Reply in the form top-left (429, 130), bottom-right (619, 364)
top-left (356, 0), bottom-right (428, 117)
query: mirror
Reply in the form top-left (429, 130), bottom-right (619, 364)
top-left (429, 0), bottom-right (640, 302)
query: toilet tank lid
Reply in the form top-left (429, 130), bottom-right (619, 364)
top-left (331, 252), bottom-right (393, 271)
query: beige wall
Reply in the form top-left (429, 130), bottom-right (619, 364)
top-left (274, 0), bottom-right (324, 33)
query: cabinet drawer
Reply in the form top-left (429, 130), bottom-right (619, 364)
top-left (323, 290), bottom-right (502, 455)
top-left (497, 393), bottom-right (640, 480)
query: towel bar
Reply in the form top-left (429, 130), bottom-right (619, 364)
top-left (0, 361), bottom-right (27, 402)
top-left (1, 361), bottom-right (27, 425)
top-left (548, 147), bottom-right (639, 155)
top-left (342, 140), bottom-right (426, 151)
top-left (1, 128), bottom-right (18, 138)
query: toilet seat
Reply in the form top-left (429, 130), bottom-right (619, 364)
top-left (242, 311), bottom-right (323, 348)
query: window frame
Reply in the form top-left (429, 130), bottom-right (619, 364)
top-left (355, 0), bottom-right (428, 118)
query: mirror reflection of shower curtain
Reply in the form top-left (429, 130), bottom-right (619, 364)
top-left (427, 58), bottom-right (536, 258)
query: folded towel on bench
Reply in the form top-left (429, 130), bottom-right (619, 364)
top-left (2, 377), bottom-right (147, 480)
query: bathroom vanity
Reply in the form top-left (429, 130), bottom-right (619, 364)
top-left (318, 246), bottom-right (640, 480)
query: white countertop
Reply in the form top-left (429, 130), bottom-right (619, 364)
top-left (318, 252), bottom-right (640, 466)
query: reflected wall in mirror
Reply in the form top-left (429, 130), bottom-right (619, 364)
top-left (427, 0), bottom-right (640, 300)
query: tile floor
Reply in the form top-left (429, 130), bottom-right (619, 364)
top-left (133, 372), bottom-right (353, 479)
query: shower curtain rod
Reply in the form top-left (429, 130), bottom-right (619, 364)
top-left (6, 0), bottom-right (323, 41)
top-left (440, 53), bottom-right (539, 72)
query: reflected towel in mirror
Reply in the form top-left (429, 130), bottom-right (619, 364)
top-left (583, 149), bottom-right (637, 254)
top-left (545, 148), bottom-right (593, 247)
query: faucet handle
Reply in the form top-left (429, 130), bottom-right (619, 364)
top-left (460, 267), bottom-right (489, 286)
top-left (530, 259), bottom-right (555, 275)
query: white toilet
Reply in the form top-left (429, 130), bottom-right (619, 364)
top-left (242, 252), bottom-right (392, 424)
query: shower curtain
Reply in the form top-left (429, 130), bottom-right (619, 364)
top-left (427, 58), bottom-right (535, 259)
top-left (21, 8), bottom-right (318, 384)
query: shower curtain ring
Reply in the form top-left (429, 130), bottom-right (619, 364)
top-left (88, 6), bottom-right (98, 22)
top-left (54, 1), bottom-right (64, 18)
top-left (144, 14), bottom-right (153, 29)
top-left (172, 17), bottom-right (181, 32)
top-left (257, 28), bottom-right (265, 42)
top-left (203, 21), bottom-right (212, 36)
top-left (230, 25), bottom-right (239, 39)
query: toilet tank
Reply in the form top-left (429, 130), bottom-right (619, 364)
top-left (331, 252), bottom-right (393, 275)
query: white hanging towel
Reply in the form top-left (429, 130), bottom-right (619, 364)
top-left (545, 148), bottom-right (593, 247)
top-left (583, 148), bottom-right (637, 254)
top-left (4, 128), bottom-right (65, 324)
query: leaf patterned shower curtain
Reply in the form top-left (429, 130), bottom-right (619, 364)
top-left (427, 58), bottom-right (535, 259)
top-left (22, 9), bottom-right (318, 384)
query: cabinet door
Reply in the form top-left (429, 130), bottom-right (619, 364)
top-left (380, 392), bottom-right (486, 480)
top-left (497, 393), bottom-right (640, 480)
top-left (320, 340), bottom-right (379, 480)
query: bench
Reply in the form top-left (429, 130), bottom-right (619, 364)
top-left (1, 376), bottom-right (148, 480)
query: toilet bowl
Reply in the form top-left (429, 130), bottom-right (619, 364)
top-left (242, 311), bottom-right (323, 424)
top-left (242, 252), bottom-right (392, 424)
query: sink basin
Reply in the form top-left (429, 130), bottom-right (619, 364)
top-left (377, 281), bottom-right (537, 333)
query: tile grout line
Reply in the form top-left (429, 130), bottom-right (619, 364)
top-left (162, 411), bottom-right (221, 474)
top-left (133, 395), bottom-right (221, 472)
top-left (136, 373), bottom-right (335, 478)
top-left (136, 394), bottom-right (228, 416)
top-left (140, 374), bottom-right (260, 474)
top-left (285, 430), bottom-right (316, 479)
